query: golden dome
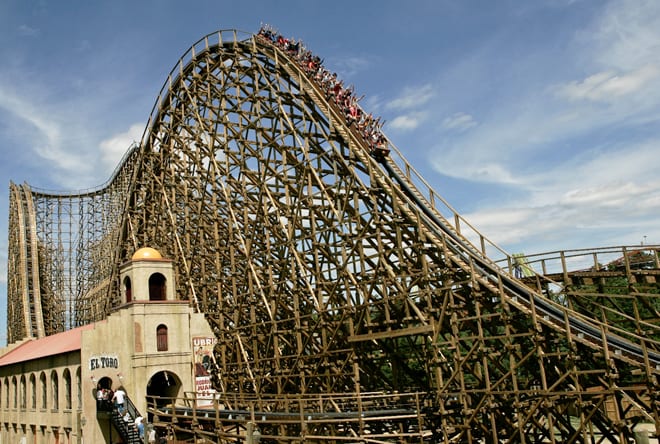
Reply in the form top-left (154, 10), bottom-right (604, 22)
top-left (131, 247), bottom-right (163, 260)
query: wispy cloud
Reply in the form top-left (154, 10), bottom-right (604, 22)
top-left (557, 65), bottom-right (660, 102)
top-left (385, 84), bottom-right (436, 132)
top-left (389, 112), bottom-right (427, 131)
top-left (442, 112), bottom-right (478, 132)
top-left (462, 138), bottom-right (660, 250)
top-left (424, 0), bottom-right (660, 252)
top-left (386, 84), bottom-right (435, 111)
top-left (587, 0), bottom-right (660, 70)
top-left (330, 55), bottom-right (372, 80)
top-left (429, 1), bottom-right (660, 181)
top-left (18, 24), bottom-right (39, 37)
top-left (99, 123), bottom-right (144, 174)
top-left (0, 86), bottom-right (88, 174)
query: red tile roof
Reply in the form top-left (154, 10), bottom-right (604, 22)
top-left (0, 323), bottom-right (97, 367)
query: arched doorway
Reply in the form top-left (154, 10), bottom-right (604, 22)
top-left (146, 371), bottom-right (181, 420)
top-left (95, 376), bottom-right (114, 411)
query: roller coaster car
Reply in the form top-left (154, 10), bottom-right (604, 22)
top-left (371, 144), bottom-right (390, 158)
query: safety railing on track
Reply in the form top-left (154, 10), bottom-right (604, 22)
top-left (494, 244), bottom-right (660, 277)
top-left (148, 391), bottom-right (430, 442)
top-left (252, 28), bottom-right (516, 275)
top-left (384, 142), bottom-right (513, 263)
top-left (250, 33), bottom-right (660, 369)
top-left (141, 29), bottom-right (253, 160)
top-left (23, 142), bottom-right (141, 197)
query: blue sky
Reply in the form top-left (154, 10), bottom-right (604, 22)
top-left (1, 0), bottom-right (660, 346)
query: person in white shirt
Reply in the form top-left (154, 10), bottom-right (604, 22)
top-left (111, 387), bottom-right (127, 414)
top-left (134, 415), bottom-right (145, 440)
top-left (148, 427), bottom-right (157, 443)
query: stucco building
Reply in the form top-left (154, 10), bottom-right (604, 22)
top-left (0, 247), bottom-right (215, 443)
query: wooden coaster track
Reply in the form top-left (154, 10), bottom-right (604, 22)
top-left (7, 28), bottom-right (660, 442)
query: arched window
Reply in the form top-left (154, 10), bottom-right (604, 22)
top-left (4, 377), bottom-right (10, 408)
top-left (157, 324), bottom-right (168, 351)
top-left (30, 374), bottom-right (36, 409)
top-left (12, 376), bottom-right (17, 408)
top-left (40, 372), bottom-right (47, 409)
top-left (20, 375), bottom-right (26, 409)
top-left (149, 273), bottom-right (167, 301)
top-left (5, 378), bottom-right (11, 408)
top-left (51, 371), bottom-right (59, 410)
top-left (123, 276), bottom-right (132, 302)
top-left (63, 369), bottom-right (72, 410)
top-left (76, 367), bottom-right (82, 409)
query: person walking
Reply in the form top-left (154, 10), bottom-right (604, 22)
top-left (134, 415), bottom-right (145, 441)
top-left (111, 387), bottom-right (126, 414)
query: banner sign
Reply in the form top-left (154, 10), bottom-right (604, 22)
top-left (193, 337), bottom-right (217, 407)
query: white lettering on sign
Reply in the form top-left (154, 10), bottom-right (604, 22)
top-left (192, 337), bottom-right (217, 347)
top-left (89, 355), bottom-right (119, 370)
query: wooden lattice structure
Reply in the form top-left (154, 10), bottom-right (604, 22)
top-left (7, 29), bottom-right (660, 442)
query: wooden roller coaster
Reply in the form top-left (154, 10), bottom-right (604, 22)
top-left (7, 28), bottom-right (660, 442)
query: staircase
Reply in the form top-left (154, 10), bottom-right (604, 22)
top-left (100, 393), bottom-right (145, 443)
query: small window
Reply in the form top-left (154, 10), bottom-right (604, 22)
top-left (12, 376), bottom-right (17, 408)
top-left (5, 377), bottom-right (10, 408)
top-left (20, 375), bottom-right (26, 409)
top-left (124, 276), bottom-right (132, 302)
top-left (157, 324), bottom-right (168, 351)
top-left (76, 367), bottom-right (82, 408)
top-left (30, 374), bottom-right (37, 409)
top-left (51, 371), bottom-right (59, 411)
top-left (40, 373), bottom-right (47, 409)
top-left (63, 369), bottom-right (72, 410)
top-left (149, 273), bottom-right (167, 301)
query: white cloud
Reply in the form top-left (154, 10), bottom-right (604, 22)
top-left (459, 138), bottom-right (660, 252)
top-left (462, 206), bottom-right (556, 246)
top-left (389, 112), bottom-right (426, 131)
top-left (468, 162), bottom-right (519, 184)
top-left (553, 139), bottom-right (659, 193)
top-left (386, 84), bottom-right (435, 111)
top-left (588, 0), bottom-right (660, 70)
top-left (99, 123), bottom-right (144, 173)
top-left (332, 56), bottom-right (372, 79)
top-left (390, 1), bottom-right (660, 256)
top-left (442, 112), bottom-right (477, 132)
top-left (427, 0), bottom-right (660, 190)
top-left (0, 86), bottom-right (89, 173)
top-left (560, 182), bottom-right (645, 206)
top-left (557, 65), bottom-right (660, 102)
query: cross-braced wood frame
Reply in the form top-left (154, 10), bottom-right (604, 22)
top-left (7, 29), bottom-right (660, 442)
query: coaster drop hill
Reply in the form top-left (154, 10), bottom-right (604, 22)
top-left (7, 27), bottom-right (660, 443)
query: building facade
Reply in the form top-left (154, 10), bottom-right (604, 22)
top-left (0, 247), bottom-right (215, 443)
